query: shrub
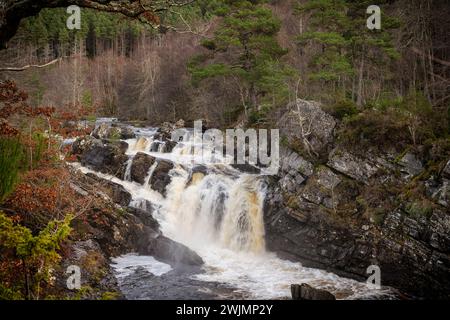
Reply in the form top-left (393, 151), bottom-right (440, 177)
top-left (0, 211), bottom-right (72, 300)
top-left (326, 99), bottom-right (359, 120)
top-left (0, 137), bottom-right (24, 203)
top-left (339, 108), bottom-right (410, 151)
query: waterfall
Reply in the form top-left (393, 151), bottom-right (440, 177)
top-left (143, 161), bottom-right (158, 190)
top-left (124, 156), bottom-right (134, 181)
top-left (160, 168), bottom-right (266, 254)
top-left (76, 120), bottom-right (393, 299)
top-left (134, 137), bottom-right (149, 152)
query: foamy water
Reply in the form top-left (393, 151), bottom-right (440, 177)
top-left (72, 124), bottom-right (394, 300)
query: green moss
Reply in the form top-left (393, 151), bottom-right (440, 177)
top-left (286, 196), bottom-right (299, 210)
top-left (101, 291), bottom-right (120, 300)
top-left (371, 208), bottom-right (386, 226)
top-left (405, 200), bottom-right (433, 218)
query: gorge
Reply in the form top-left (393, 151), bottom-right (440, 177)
top-left (63, 102), bottom-right (449, 299)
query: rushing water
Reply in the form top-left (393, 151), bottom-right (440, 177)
top-left (74, 123), bottom-right (394, 300)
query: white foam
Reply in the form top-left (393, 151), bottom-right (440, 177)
top-left (70, 125), bottom-right (396, 300)
top-left (111, 254), bottom-right (172, 278)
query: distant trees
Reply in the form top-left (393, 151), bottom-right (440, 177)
top-left (295, 0), bottom-right (400, 106)
top-left (0, 0), bottom-right (448, 131)
top-left (0, 0), bottom-right (194, 49)
top-left (189, 0), bottom-right (294, 121)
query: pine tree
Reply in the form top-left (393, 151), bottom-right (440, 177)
top-left (296, 0), bottom-right (400, 105)
top-left (189, 0), bottom-right (293, 117)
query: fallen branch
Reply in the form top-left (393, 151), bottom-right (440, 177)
top-left (411, 47), bottom-right (450, 67)
top-left (0, 58), bottom-right (61, 72)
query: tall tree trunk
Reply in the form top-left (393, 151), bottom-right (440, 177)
top-left (356, 56), bottom-right (365, 107)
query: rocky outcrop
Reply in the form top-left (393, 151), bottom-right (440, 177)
top-left (130, 153), bottom-right (156, 184)
top-left (265, 99), bottom-right (450, 299)
top-left (125, 207), bottom-right (204, 267)
top-left (93, 123), bottom-right (135, 140)
top-left (150, 160), bottom-right (174, 196)
top-left (73, 136), bottom-right (128, 178)
top-left (72, 135), bottom-right (103, 155)
top-left (84, 173), bottom-right (132, 207)
top-left (327, 149), bottom-right (379, 183)
top-left (147, 235), bottom-right (204, 267)
top-left (68, 179), bottom-right (203, 279)
top-left (291, 284), bottom-right (336, 300)
top-left (278, 99), bottom-right (337, 157)
top-left (231, 163), bottom-right (261, 174)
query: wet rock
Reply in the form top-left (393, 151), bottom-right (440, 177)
top-left (119, 126), bottom-right (136, 139)
top-left (93, 123), bottom-right (136, 140)
top-left (72, 136), bottom-right (103, 155)
top-left (187, 166), bottom-right (208, 186)
top-left (231, 163), bottom-right (261, 174)
top-left (147, 236), bottom-right (204, 267)
top-left (124, 207), bottom-right (203, 267)
top-left (192, 165), bottom-right (208, 176)
top-left (80, 142), bottom-right (128, 178)
top-left (85, 173), bottom-right (132, 207)
top-left (117, 267), bottom-right (242, 300)
top-left (149, 141), bottom-right (162, 152)
top-left (126, 207), bottom-right (160, 230)
top-left (164, 140), bottom-right (178, 153)
top-left (291, 284), bottom-right (336, 300)
top-left (130, 153), bottom-right (156, 184)
top-left (150, 160), bottom-right (174, 196)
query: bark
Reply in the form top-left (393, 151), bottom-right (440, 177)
top-left (356, 56), bottom-right (365, 107)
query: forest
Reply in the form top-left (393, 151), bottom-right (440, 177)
top-left (0, 0), bottom-right (449, 301)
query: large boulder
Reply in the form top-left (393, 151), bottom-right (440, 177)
top-left (72, 135), bottom-right (103, 155)
top-left (150, 160), bottom-right (174, 196)
top-left (80, 142), bottom-right (128, 178)
top-left (278, 99), bottom-right (337, 157)
top-left (93, 123), bottom-right (135, 140)
top-left (125, 207), bottom-right (203, 267)
top-left (130, 153), bottom-right (156, 184)
top-left (147, 235), bottom-right (204, 267)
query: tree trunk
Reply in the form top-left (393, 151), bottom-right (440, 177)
top-left (356, 56), bottom-right (365, 107)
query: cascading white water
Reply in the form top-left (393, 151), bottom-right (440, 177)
top-left (143, 161), bottom-right (158, 190)
top-left (124, 157), bottom-right (134, 181)
top-left (161, 168), bottom-right (266, 254)
top-left (75, 123), bottom-right (394, 299)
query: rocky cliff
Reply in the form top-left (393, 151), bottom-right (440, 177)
top-left (264, 99), bottom-right (450, 299)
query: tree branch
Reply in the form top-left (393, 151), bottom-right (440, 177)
top-left (0, 58), bottom-right (61, 72)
